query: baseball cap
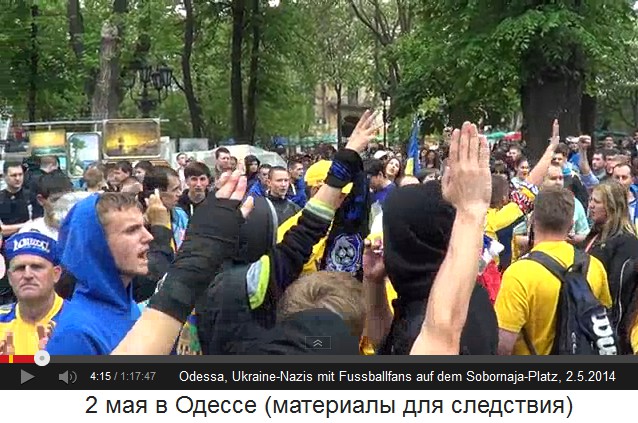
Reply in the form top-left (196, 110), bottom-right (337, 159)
top-left (304, 160), bottom-right (352, 194)
top-left (373, 150), bottom-right (389, 160)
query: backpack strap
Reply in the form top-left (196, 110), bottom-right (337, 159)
top-left (524, 247), bottom-right (591, 355)
top-left (526, 249), bottom-right (590, 279)
top-left (526, 251), bottom-right (567, 280)
top-left (521, 328), bottom-right (538, 355)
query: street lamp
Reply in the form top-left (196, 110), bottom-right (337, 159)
top-left (380, 90), bottom-right (389, 147)
top-left (126, 63), bottom-right (173, 118)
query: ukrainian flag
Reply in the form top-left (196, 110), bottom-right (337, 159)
top-left (404, 116), bottom-right (421, 176)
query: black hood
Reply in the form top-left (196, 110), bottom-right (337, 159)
top-left (235, 196), bottom-right (278, 264)
top-left (383, 181), bottom-right (456, 302)
top-left (380, 181), bottom-right (498, 355)
top-left (238, 308), bottom-right (360, 355)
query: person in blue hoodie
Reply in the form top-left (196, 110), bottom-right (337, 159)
top-left (46, 192), bottom-right (153, 355)
top-left (287, 159), bottom-right (307, 208)
top-left (246, 164), bottom-right (271, 198)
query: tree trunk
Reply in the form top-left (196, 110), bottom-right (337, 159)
top-left (335, 83), bottom-right (343, 148)
top-left (91, 22), bottom-right (119, 119)
top-left (230, 0), bottom-right (246, 142)
top-left (67, 0), bottom-right (94, 116)
top-left (521, 72), bottom-right (583, 162)
top-left (448, 103), bottom-right (473, 128)
top-left (92, 0), bottom-right (127, 119)
top-left (245, 0), bottom-right (261, 145)
top-left (182, 0), bottom-right (204, 137)
top-left (109, 0), bottom-right (127, 117)
top-left (27, 5), bottom-right (39, 122)
top-left (520, 42), bottom-right (585, 161)
top-left (580, 93), bottom-right (597, 137)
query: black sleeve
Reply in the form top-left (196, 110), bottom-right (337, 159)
top-left (570, 177), bottom-right (589, 210)
top-left (133, 225), bottom-right (175, 303)
top-left (147, 225), bottom-right (175, 280)
top-left (148, 197), bottom-right (245, 323)
top-left (271, 201), bottom-right (333, 292)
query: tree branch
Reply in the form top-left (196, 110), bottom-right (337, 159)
top-left (348, 0), bottom-right (388, 46)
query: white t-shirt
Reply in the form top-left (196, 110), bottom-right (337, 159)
top-left (19, 217), bottom-right (58, 240)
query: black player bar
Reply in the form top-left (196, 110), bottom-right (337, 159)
top-left (3, 362), bottom-right (635, 390)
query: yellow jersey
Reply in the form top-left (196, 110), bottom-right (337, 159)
top-left (485, 203), bottom-right (524, 242)
top-left (631, 319), bottom-right (638, 354)
top-left (495, 241), bottom-right (611, 355)
top-left (278, 211), bottom-right (328, 275)
top-left (0, 294), bottom-right (64, 355)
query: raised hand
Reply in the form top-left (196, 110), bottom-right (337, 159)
top-left (145, 189), bottom-right (170, 227)
top-left (216, 170), bottom-right (254, 218)
top-left (0, 332), bottom-right (15, 355)
top-left (345, 110), bottom-right (381, 154)
top-left (441, 122), bottom-right (491, 218)
top-left (363, 236), bottom-right (386, 283)
top-left (215, 170), bottom-right (247, 200)
top-left (37, 324), bottom-right (53, 351)
top-left (550, 119), bottom-right (559, 147)
top-left (579, 135), bottom-right (592, 151)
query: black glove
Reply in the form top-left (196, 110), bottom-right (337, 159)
top-left (325, 148), bottom-right (363, 189)
top-left (148, 197), bottom-right (244, 323)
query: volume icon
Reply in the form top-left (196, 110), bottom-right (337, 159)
top-left (59, 370), bottom-right (78, 384)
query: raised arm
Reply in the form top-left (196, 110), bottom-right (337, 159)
top-left (112, 172), bottom-right (252, 355)
top-left (361, 236), bottom-right (392, 352)
top-left (577, 135), bottom-right (599, 189)
top-left (525, 119), bottom-right (559, 187)
top-left (269, 111), bottom-right (378, 292)
top-left (410, 122), bottom-right (491, 355)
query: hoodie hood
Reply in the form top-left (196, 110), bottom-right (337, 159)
top-left (383, 182), bottom-right (455, 302)
top-left (380, 182), bottom-right (498, 355)
top-left (46, 193), bottom-right (141, 354)
top-left (57, 194), bottom-right (139, 315)
top-left (235, 196), bottom-right (277, 264)
top-left (239, 309), bottom-right (359, 354)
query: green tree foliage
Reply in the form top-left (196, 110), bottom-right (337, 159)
top-left (0, 0), bottom-right (355, 144)
top-left (398, 0), bottom-right (636, 158)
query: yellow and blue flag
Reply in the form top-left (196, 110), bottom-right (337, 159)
top-left (404, 116), bottom-right (421, 176)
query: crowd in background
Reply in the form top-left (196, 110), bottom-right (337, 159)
top-left (0, 114), bottom-right (638, 356)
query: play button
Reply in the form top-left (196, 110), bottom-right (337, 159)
top-left (20, 370), bottom-right (35, 385)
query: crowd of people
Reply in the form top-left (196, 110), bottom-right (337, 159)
top-left (0, 112), bottom-right (637, 356)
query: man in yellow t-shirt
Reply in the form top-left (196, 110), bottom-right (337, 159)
top-left (0, 232), bottom-right (64, 355)
top-left (495, 186), bottom-right (611, 355)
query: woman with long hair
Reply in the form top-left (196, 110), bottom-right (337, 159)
top-left (510, 157), bottom-right (530, 187)
top-left (384, 157), bottom-right (404, 184)
top-left (421, 149), bottom-right (440, 170)
top-left (583, 180), bottom-right (638, 354)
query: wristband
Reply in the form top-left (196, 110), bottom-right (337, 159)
top-left (325, 148), bottom-right (363, 189)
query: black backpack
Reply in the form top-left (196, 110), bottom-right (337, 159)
top-left (523, 249), bottom-right (618, 355)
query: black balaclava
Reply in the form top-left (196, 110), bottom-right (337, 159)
top-left (234, 196), bottom-right (277, 264)
top-left (381, 181), bottom-right (498, 355)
